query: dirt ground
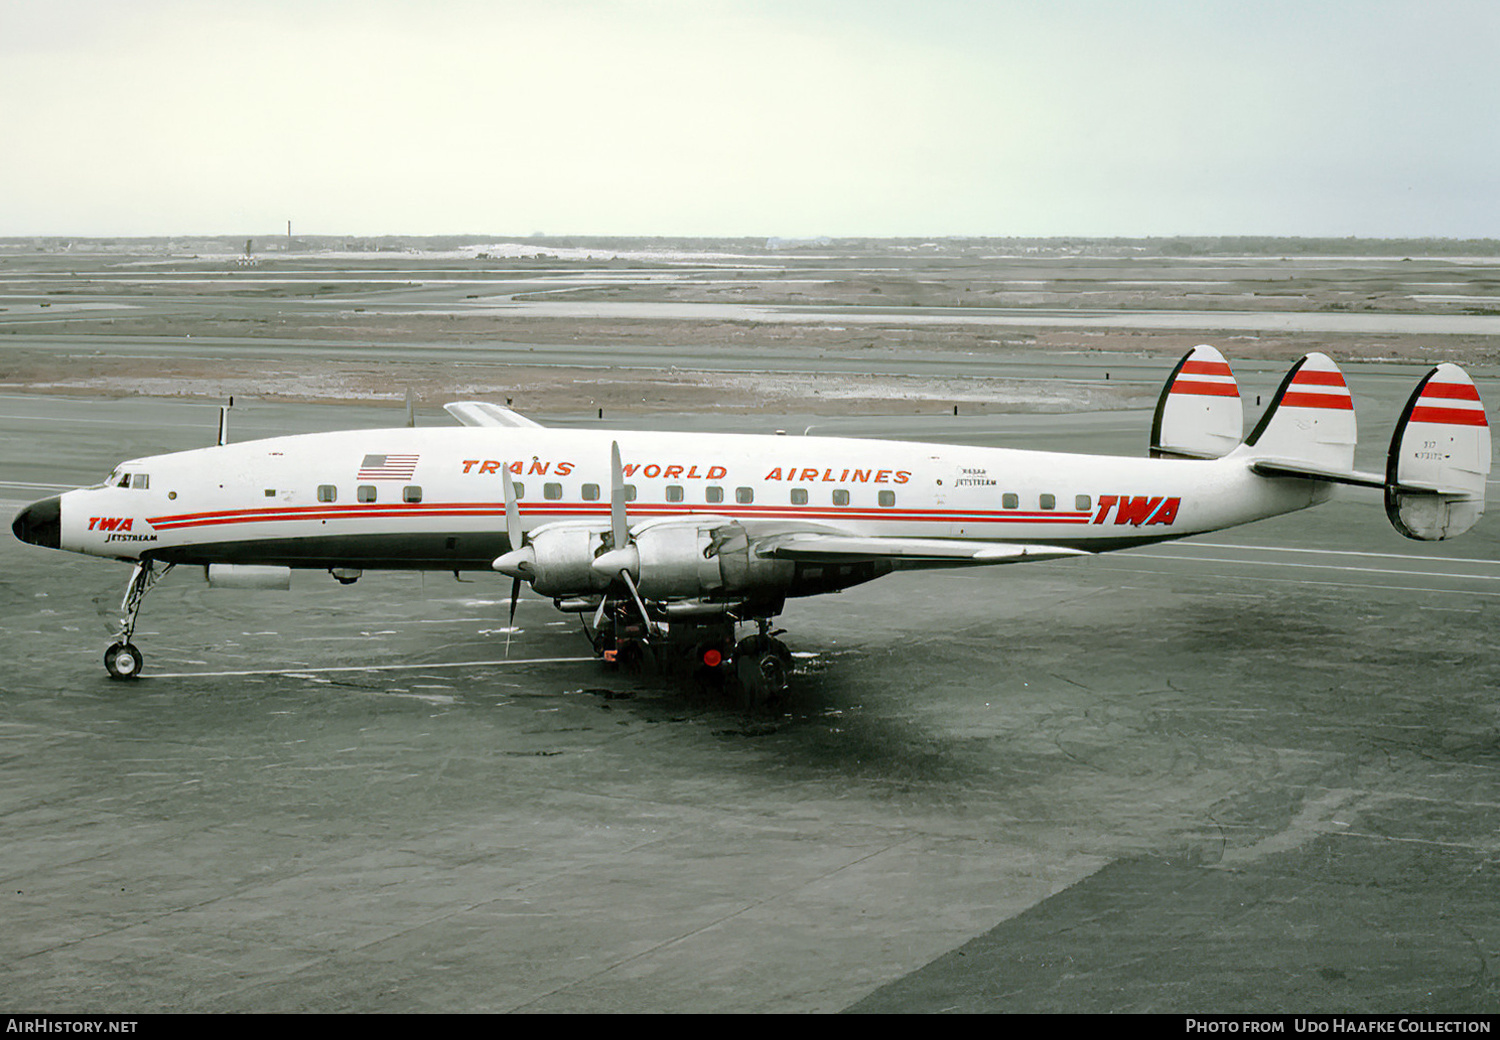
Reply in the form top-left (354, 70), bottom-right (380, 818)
top-left (2, 243), bottom-right (1498, 413)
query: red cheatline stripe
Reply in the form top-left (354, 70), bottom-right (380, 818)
top-left (1180, 360), bottom-right (1234, 377)
top-left (1290, 369), bottom-right (1347, 387)
top-left (1421, 381), bottom-right (1482, 402)
top-left (1170, 380), bottom-right (1240, 397)
top-left (145, 502), bottom-right (1101, 531)
top-left (1281, 391), bottom-right (1354, 410)
top-left (1409, 406), bottom-right (1489, 427)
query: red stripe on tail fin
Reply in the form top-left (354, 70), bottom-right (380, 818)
top-left (1409, 405), bottom-right (1488, 427)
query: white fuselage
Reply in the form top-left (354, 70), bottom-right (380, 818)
top-left (50, 426), bottom-right (1328, 573)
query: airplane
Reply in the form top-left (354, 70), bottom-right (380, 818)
top-left (9, 346), bottom-right (1492, 698)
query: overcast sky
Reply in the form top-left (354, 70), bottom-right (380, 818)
top-left (2, 0), bottom-right (1496, 239)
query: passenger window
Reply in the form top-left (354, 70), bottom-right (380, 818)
top-left (623, 484), bottom-right (637, 502)
top-left (404, 486), bottom-right (423, 503)
top-left (582, 483), bottom-right (600, 501)
top-left (544, 483), bottom-right (562, 500)
top-left (318, 485), bottom-right (337, 503)
top-left (358, 485), bottom-right (376, 503)
top-left (1076, 494), bottom-right (1091, 511)
top-left (1040, 494), bottom-right (1055, 510)
top-left (832, 489), bottom-right (850, 506)
top-left (878, 490), bottom-right (896, 507)
top-left (736, 487), bottom-right (754, 504)
top-left (264, 489), bottom-right (276, 498)
top-left (666, 485), bottom-right (684, 503)
top-left (1002, 493), bottom-right (1018, 509)
top-left (513, 482), bottom-right (525, 499)
top-left (706, 486), bottom-right (724, 504)
top-left (790, 488), bottom-right (808, 505)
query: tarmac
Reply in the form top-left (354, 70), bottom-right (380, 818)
top-left (2, 246), bottom-right (1499, 1013)
top-left (4, 378), bottom-right (1500, 1013)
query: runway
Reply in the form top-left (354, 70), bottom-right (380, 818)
top-left (4, 368), bottom-right (1499, 1012)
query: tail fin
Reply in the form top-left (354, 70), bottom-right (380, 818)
top-left (1240, 355), bottom-right (1491, 541)
top-left (1242, 352), bottom-right (1357, 475)
top-left (1150, 344), bottom-right (1243, 459)
top-left (1385, 363), bottom-right (1490, 540)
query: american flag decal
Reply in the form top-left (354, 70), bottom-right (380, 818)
top-left (358, 453), bottom-right (420, 480)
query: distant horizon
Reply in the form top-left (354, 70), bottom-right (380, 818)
top-left (6, 231), bottom-right (1500, 245)
top-left (5, 229), bottom-right (1494, 255)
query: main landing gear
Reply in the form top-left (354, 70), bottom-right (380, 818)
top-left (104, 561), bottom-right (174, 680)
top-left (589, 607), bottom-right (793, 707)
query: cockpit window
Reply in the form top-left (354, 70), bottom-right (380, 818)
top-left (89, 467), bottom-right (131, 491)
top-left (131, 474), bottom-right (149, 490)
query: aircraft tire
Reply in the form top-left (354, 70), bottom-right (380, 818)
top-left (756, 652), bottom-right (787, 695)
top-left (736, 650), bottom-right (787, 709)
top-left (104, 642), bottom-right (144, 681)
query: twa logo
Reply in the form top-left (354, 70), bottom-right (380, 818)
top-left (88, 517), bottom-right (136, 532)
top-left (1093, 495), bottom-right (1181, 526)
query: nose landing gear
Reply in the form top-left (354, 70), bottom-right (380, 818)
top-left (104, 561), bottom-right (173, 680)
top-left (104, 641), bottom-right (144, 681)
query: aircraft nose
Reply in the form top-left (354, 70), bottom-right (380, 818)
top-left (12, 496), bottom-right (62, 550)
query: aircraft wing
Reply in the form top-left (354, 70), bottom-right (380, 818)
top-left (752, 532), bottom-right (1090, 566)
top-left (443, 401), bottom-right (543, 428)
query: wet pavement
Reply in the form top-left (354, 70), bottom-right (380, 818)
top-left (4, 365), bottom-right (1499, 1012)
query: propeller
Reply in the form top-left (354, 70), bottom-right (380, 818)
top-left (491, 442), bottom-right (658, 647)
top-left (591, 440), bottom-right (656, 641)
top-left (491, 463), bottom-right (529, 653)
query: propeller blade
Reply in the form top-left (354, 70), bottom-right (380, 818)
top-left (610, 440), bottom-right (628, 550)
top-left (506, 574), bottom-right (521, 656)
top-left (592, 594), bottom-right (609, 631)
top-left (618, 568), bottom-right (656, 642)
top-left (501, 462), bottom-right (522, 552)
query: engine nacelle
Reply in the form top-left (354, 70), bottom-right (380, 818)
top-left (523, 523), bottom-right (613, 597)
top-left (697, 522), bottom-right (795, 598)
top-left (628, 521), bottom-right (743, 599)
top-left (506, 519), bottom-right (882, 605)
top-left (587, 519), bottom-right (795, 601)
top-left (596, 520), bottom-right (798, 601)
